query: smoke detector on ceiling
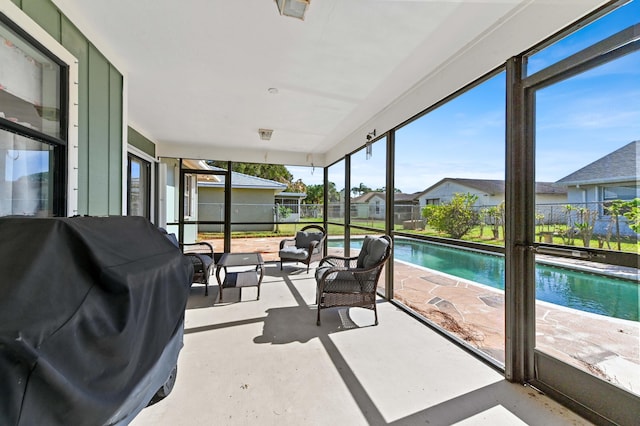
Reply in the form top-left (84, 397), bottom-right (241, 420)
top-left (259, 128), bottom-right (273, 141)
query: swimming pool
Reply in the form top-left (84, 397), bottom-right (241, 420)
top-left (330, 238), bottom-right (639, 321)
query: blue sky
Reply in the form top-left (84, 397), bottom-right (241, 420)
top-left (6, 149), bottom-right (49, 180)
top-left (290, 1), bottom-right (639, 195)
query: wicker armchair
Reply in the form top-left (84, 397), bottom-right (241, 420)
top-left (278, 225), bottom-right (326, 272)
top-left (181, 242), bottom-right (215, 296)
top-left (161, 229), bottom-right (214, 296)
top-left (314, 235), bottom-right (392, 326)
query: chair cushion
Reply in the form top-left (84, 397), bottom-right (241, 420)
top-left (279, 246), bottom-right (309, 260)
top-left (187, 253), bottom-right (213, 270)
top-left (197, 254), bottom-right (214, 269)
top-left (295, 230), bottom-right (323, 249)
top-left (363, 237), bottom-right (389, 269)
top-left (356, 236), bottom-right (375, 268)
top-left (315, 265), bottom-right (330, 281)
top-left (356, 236), bottom-right (389, 269)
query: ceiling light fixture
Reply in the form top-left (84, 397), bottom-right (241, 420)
top-left (259, 128), bottom-right (273, 141)
top-left (366, 130), bottom-right (376, 142)
top-left (275, 0), bottom-right (310, 20)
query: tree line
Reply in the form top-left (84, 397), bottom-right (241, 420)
top-left (206, 161), bottom-right (339, 204)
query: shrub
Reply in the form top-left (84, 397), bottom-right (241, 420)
top-left (622, 198), bottom-right (640, 233)
top-left (421, 193), bottom-right (479, 239)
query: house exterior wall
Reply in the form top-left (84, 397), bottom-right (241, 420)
top-left (560, 183), bottom-right (639, 238)
top-left (418, 182), bottom-right (567, 209)
top-left (536, 194), bottom-right (568, 204)
top-left (16, 0), bottom-right (126, 216)
top-left (566, 182), bottom-right (639, 205)
top-left (162, 158), bottom-right (179, 225)
top-left (565, 186), bottom-right (597, 204)
top-left (417, 182), bottom-right (504, 207)
top-left (159, 158), bottom-right (199, 242)
top-left (352, 195), bottom-right (386, 219)
top-left (128, 127), bottom-right (156, 158)
top-left (198, 187), bottom-right (276, 232)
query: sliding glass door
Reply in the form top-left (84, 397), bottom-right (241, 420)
top-left (519, 5), bottom-right (639, 423)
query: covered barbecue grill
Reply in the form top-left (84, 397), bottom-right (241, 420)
top-left (0, 216), bottom-right (193, 426)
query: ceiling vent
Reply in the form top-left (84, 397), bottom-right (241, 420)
top-left (275, 0), bottom-right (309, 20)
top-left (258, 129), bottom-right (273, 141)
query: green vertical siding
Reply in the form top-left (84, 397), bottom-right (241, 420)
top-left (109, 66), bottom-right (123, 215)
top-left (128, 127), bottom-right (156, 158)
top-left (87, 45), bottom-right (110, 215)
top-left (18, 1), bottom-right (124, 216)
top-left (22, 0), bottom-right (60, 41)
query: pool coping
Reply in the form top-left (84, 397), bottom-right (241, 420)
top-left (536, 254), bottom-right (638, 281)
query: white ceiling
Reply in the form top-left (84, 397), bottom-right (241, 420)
top-left (51, 0), bottom-right (606, 166)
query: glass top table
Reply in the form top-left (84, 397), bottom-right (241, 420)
top-left (215, 253), bottom-right (264, 302)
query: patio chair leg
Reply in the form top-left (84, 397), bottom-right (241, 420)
top-left (374, 305), bottom-right (378, 326)
top-left (280, 261), bottom-right (283, 270)
top-left (316, 307), bottom-right (321, 326)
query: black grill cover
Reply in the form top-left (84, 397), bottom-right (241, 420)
top-left (0, 216), bottom-right (193, 426)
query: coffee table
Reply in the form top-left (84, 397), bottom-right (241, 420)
top-left (216, 252), bottom-right (264, 302)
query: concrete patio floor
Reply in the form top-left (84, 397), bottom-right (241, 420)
top-left (132, 262), bottom-right (596, 425)
top-left (201, 235), bottom-right (640, 393)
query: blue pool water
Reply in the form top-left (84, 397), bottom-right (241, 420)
top-left (330, 238), bottom-right (639, 321)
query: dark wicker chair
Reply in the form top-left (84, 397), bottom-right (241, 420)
top-left (314, 235), bottom-right (392, 326)
top-left (161, 229), bottom-right (214, 296)
top-left (181, 242), bottom-right (215, 296)
top-left (278, 225), bottom-right (326, 272)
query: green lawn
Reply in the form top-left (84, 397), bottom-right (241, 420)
top-left (334, 219), bottom-right (639, 254)
top-left (402, 224), bottom-right (639, 254)
top-left (199, 219), bottom-right (324, 239)
top-left (199, 218), bottom-right (639, 254)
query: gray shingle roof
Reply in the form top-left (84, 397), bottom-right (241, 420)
top-left (394, 193), bottom-right (420, 203)
top-left (351, 192), bottom-right (384, 203)
top-left (351, 192), bottom-right (420, 203)
top-left (417, 178), bottom-right (566, 196)
top-left (556, 141), bottom-right (639, 185)
top-left (192, 162), bottom-right (287, 190)
top-left (227, 172), bottom-right (287, 189)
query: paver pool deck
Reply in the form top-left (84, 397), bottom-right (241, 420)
top-left (204, 235), bottom-right (639, 394)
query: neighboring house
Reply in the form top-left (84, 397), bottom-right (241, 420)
top-left (350, 191), bottom-right (422, 224)
top-left (393, 192), bottom-right (422, 225)
top-left (555, 140), bottom-right (639, 206)
top-left (351, 192), bottom-right (386, 220)
top-left (394, 192), bottom-right (421, 206)
top-left (275, 192), bottom-right (307, 222)
top-left (198, 168), bottom-right (287, 233)
top-left (327, 189), bottom-right (347, 220)
top-left (415, 178), bottom-right (567, 208)
top-left (555, 140), bottom-right (639, 238)
top-left (163, 159), bottom-right (288, 236)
